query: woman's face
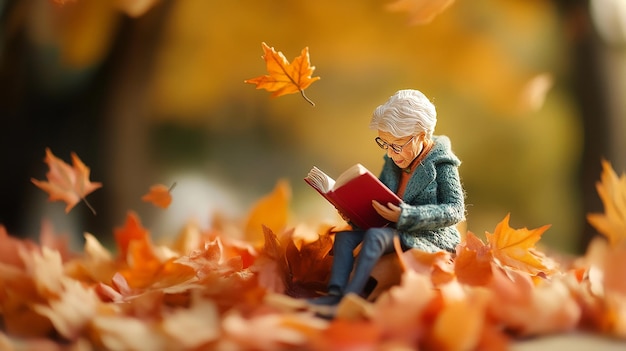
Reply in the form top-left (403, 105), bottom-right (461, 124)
top-left (377, 131), bottom-right (423, 169)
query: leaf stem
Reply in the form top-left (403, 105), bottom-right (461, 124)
top-left (300, 90), bottom-right (315, 107)
top-left (82, 197), bottom-right (97, 215)
top-left (169, 182), bottom-right (177, 193)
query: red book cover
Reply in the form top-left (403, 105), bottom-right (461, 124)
top-left (304, 164), bottom-right (401, 229)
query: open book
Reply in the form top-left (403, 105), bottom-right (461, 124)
top-left (304, 163), bottom-right (402, 229)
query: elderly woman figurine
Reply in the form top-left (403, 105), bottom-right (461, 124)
top-left (310, 89), bottom-right (465, 306)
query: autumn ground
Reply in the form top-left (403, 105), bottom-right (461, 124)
top-left (0, 150), bottom-right (625, 350)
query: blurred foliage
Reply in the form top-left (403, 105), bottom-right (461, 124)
top-left (0, 0), bottom-right (608, 254)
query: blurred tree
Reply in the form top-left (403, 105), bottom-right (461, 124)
top-left (554, 0), bottom-right (625, 251)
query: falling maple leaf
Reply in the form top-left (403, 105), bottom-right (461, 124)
top-left (244, 42), bottom-right (320, 106)
top-left (142, 182), bottom-right (176, 209)
top-left (31, 148), bottom-right (102, 215)
top-left (386, 0), bottom-right (455, 25)
top-left (587, 159), bottom-right (626, 247)
top-left (486, 213), bottom-right (556, 276)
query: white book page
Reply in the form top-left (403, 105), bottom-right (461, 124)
top-left (307, 166), bottom-right (335, 193)
top-left (333, 164), bottom-right (367, 189)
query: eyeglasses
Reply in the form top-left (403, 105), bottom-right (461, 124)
top-left (375, 135), bottom-right (415, 153)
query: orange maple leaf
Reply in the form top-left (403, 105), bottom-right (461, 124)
top-left (31, 148), bottom-right (102, 215)
top-left (244, 42), bottom-right (320, 106)
top-left (587, 159), bottom-right (626, 247)
top-left (141, 183), bottom-right (176, 209)
top-left (386, 0), bottom-right (455, 25)
top-left (486, 213), bottom-right (556, 276)
top-left (244, 179), bottom-right (291, 246)
top-left (454, 231), bottom-right (493, 286)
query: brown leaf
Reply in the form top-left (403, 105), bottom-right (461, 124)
top-left (251, 226), bottom-right (289, 294)
top-left (284, 228), bottom-right (334, 297)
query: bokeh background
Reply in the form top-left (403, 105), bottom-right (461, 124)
top-left (1, 0), bottom-right (625, 254)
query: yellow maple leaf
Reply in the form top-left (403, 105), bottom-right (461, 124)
top-left (485, 213), bottom-right (556, 276)
top-left (244, 42), bottom-right (320, 106)
top-left (587, 159), bottom-right (626, 247)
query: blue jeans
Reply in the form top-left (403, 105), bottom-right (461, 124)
top-left (328, 227), bottom-right (397, 297)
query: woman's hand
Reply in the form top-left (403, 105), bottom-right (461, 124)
top-left (372, 200), bottom-right (401, 222)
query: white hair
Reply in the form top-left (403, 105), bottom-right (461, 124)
top-left (369, 89), bottom-right (437, 139)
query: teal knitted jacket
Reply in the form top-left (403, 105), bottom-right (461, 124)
top-left (378, 135), bottom-right (465, 253)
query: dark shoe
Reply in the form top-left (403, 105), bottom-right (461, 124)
top-left (306, 285), bottom-right (343, 306)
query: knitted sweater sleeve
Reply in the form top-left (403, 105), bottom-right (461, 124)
top-left (396, 161), bottom-right (465, 231)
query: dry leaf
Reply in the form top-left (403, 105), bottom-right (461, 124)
top-left (92, 314), bottom-right (168, 350)
top-left (251, 226), bottom-right (289, 294)
top-left (244, 42), bottom-right (320, 106)
top-left (486, 213), bottom-right (556, 276)
top-left (33, 278), bottom-right (99, 340)
top-left (371, 270), bottom-right (436, 345)
top-left (222, 309), bottom-right (312, 350)
top-left (9, 165), bottom-right (626, 349)
top-left (600, 243), bottom-right (626, 337)
top-left (313, 318), bottom-right (382, 351)
top-left (284, 229), bottom-right (334, 298)
top-left (0, 226), bottom-right (39, 268)
top-left (141, 183), bottom-right (175, 209)
top-left (386, 0), bottom-right (455, 25)
top-left (587, 159), bottom-right (626, 247)
top-left (31, 148), bottom-right (102, 214)
top-left (161, 294), bottom-right (221, 348)
top-left (244, 180), bottom-right (291, 246)
top-left (454, 231), bottom-right (493, 286)
top-left (400, 248), bottom-right (455, 286)
top-left (424, 283), bottom-right (489, 351)
top-left (487, 266), bottom-right (580, 336)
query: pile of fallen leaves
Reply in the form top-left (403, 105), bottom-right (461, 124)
top-left (1, 150), bottom-right (626, 351)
